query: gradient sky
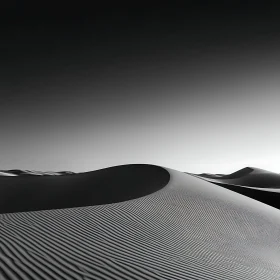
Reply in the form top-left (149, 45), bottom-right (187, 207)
top-left (1, 2), bottom-right (280, 174)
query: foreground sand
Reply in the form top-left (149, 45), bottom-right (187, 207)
top-left (1, 165), bottom-right (280, 279)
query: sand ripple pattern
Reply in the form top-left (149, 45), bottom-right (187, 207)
top-left (1, 169), bottom-right (280, 279)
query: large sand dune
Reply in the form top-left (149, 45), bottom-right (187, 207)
top-left (1, 164), bottom-right (280, 279)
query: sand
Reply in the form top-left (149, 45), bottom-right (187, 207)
top-left (192, 167), bottom-right (280, 210)
top-left (195, 167), bottom-right (280, 188)
top-left (1, 165), bottom-right (280, 279)
top-left (0, 170), bottom-right (75, 176)
top-left (0, 165), bottom-right (169, 214)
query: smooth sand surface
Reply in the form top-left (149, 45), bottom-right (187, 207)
top-left (1, 165), bottom-right (280, 279)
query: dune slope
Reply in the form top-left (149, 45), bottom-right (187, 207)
top-left (1, 165), bottom-right (280, 279)
top-left (208, 181), bottom-right (280, 210)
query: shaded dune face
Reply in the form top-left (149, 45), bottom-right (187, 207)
top-left (0, 164), bottom-right (170, 214)
top-left (1, 168), bottom-right (280, 279)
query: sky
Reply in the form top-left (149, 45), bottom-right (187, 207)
top-left (1, 2), bottom-right (280, 174)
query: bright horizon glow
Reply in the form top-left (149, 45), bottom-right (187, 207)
top-left (1, 7), bottom-right (280, 175)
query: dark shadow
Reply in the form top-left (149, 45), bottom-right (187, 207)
top-left (0, 164), bottom-right (170, 214)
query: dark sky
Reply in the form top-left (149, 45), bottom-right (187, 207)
top-left (1, 2), bottom-right (280, 173)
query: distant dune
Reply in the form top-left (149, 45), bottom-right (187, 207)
top-left (0, 170), bottom-right (76, 176)
top-left (194, 167), bottom-right (280, 187)
top-left (1, 165), bottom-right (280, 279)
top-left (0, 171), bottom-right (17, 176)
top-left (190, 167), bottom-right (280, 210)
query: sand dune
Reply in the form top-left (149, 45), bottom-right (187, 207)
top-left (190, 167), bottom-right (280, 210)
top-left (194, 167), bottom-right (280, 188)
top-left (0, 172), bottom-right (17, 176)
top-left (1, 164), bottom-right (280, 279)
top-left (0, 170), bottom-right (75, 176)
top-left (0, 165), bottom-right (169, 214)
